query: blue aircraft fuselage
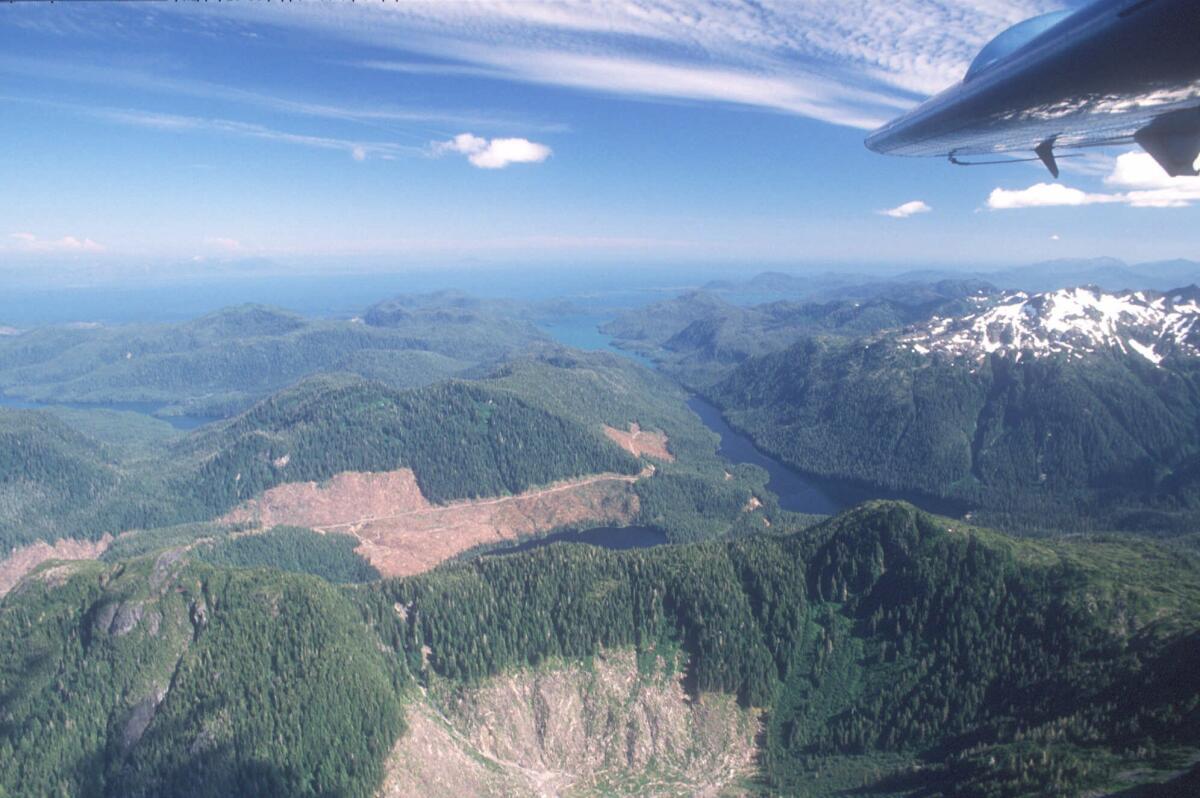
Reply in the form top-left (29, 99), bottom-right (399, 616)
top-left (866, 0), bottom-right (1200, 176)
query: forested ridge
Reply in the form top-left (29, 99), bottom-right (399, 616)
top-left (364, 501), bottom-right (1200, 795)
top-left (0, 300), bottom-right (549, 417)
top-left (708, 335), bottom-right (1200, 533)
top-left (2, 502), bottom-right (1197, 796)
top-left (0, 375), bottom-right (642, 549)
top-left (479, 350), bottom-right (778, 541)
top-left (0, 556), bottom-right (403, 798)
top-left (175, 376), bottom-right (640, 510)
top-left (194, 526), bottom-right (380, 583)
top-left (601, 280), bottom-right (994, 388)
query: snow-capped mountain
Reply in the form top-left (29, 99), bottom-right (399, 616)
top-left (900, 286), bottom-right (1200, 365)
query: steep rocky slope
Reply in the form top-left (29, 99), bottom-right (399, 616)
top-left (382, 650), bottom-right (758, 797)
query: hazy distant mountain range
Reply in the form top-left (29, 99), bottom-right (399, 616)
top-left (703, 258), bottom-right (1200, 301)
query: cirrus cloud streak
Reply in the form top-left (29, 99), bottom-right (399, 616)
top-left (213, 0), bottom-right (1068, 130)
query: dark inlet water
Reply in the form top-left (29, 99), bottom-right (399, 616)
top-left (686, 395), bottom-right (966, 518)
top-left (0, 394), bottom-right (214, 431)
top-left (487, 525), bottom-right (668, 557)
top-left (686, 395), bottom-right (847, 515)
top-left (534, 315), bottom-right (657, 369)
top-left (534, 317), bottom-right (880, 517)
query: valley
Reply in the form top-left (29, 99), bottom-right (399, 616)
top-left (10, 4), bottom-right (1200, 792)
top-left (3, 278), bottom-right (1200, 797)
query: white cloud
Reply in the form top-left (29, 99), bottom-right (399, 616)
top-left (986, 182), bottom-right (1116, 210)
top-left (879, 200), bottom-right (931, 218)
top-left (8, 232), bottom-right (105, 253)
top-left (433, 133), bottom-right (552, 169)
top-left (987, 150), bottom-right (1200, 210)
top-left (1050, 234), bottom-right (1061, 240)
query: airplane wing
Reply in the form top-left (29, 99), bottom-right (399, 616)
top-left (865, 0), bottom-right (1200, 177)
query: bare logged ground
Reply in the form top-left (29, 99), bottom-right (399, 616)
top-left (0, 535), bottom-right (112, 597)
top-left (223, 468), bottom-right (643, 577)
top-left (380, 649), bottom-right (760, 798)
top-left (604, 423), bottom-right (674, 462)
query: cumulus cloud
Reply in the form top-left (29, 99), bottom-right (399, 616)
top-left (879, 200), bottom-right (931, 218)
top-left (987, 151), bottom-right (1200, 210)
top-left (433, 133), bottom-right (552, 169)
top-left (986, 183), bottom-right (1115, 210)
top-left (8, 232), bottom-right (105, 253)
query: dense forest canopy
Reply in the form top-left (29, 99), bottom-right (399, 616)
top-left (0, 374), bottom-right (646, 549)
top-left (0, 297), bottom-right (552, 418)
top-left (709, 336), bottom-right (1200, 533)
top-left (2, 502), bottom-right (1197, 797)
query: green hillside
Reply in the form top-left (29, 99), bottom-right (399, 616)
top-left (709, 336), bottom-right (1200, 533)
top-left (0, 300), bottom-right (548, 417)
top-left (0, 409), bottom-right (168, 548)
top-left (0, 556), bottom-right (403, 798)
top-left (481, 350), bottom-right (783, 541)
top-left (3, 502), bottom-right (1197, 797)
top-left (601, 282), bottom-right (992, 388)
top-left (174, 375), bottom-right (641, 511)
top-left (0, 375), bottom-right (642, 550)
top-left (368, 502), bottom-right (1200, 795)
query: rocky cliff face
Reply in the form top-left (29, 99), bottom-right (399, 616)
top-left (380, 649), bottom-right (759, 798)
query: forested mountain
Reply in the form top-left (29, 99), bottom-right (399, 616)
top-left (173, 375), bottom-right (641, 512)
top-left (0, 374), bottom-right (645, 551)
top-left (0, 299), bottom-right (549, 417)
top-left (0, 410), bottom-right (130, 547)
top-left (478, 350), bottom-right (779, 541)
top-left (3, 502), bottom-right (1197, 796)
top-left (602, 281), bottom-right (995, 388)
top-left (708, 287), bottom-right (1200, 533)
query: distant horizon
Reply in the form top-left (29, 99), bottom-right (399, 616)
top-left (3, 254), bottom-right (1199, 328)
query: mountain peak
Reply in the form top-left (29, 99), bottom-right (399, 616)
top-left (900, 285), bottom-right (1200, 365)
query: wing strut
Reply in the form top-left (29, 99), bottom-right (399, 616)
top-left (1035, 137), bottom-right (1060, 179)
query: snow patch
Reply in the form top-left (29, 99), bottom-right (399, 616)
top-left (900, 286), bottom-right (1200, 364)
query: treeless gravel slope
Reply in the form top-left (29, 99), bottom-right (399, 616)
top-left (223, 468), bottom-right (643, 578)
top-left (603, 423), bottom-right (674, 462)
top-left (380, 649), bottom-right (759, 798)
top-left (0, 535), bottom-right (112, 597)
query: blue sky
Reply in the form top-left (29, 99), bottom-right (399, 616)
top-left (1, 0), bottom-right (1196, 281)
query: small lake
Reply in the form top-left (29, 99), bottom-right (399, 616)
top-left (486, 525), bottom-right (668, 557)
top-left (0, 394), bottom-right (214, 431)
